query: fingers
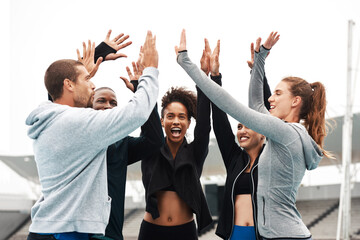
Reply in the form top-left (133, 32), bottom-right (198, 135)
top-left (214, 39), bottom-right (220, 55)
top-left (131, 61), bottom-right (137, 75)
top-left (87, 40), bottom-right (92, 59)
top-left (90, 57), bottom-right (103, 78)
top-left (117, 41), bottom-right (132, 50)
top-left (176, 29), bottom-right (187, 53)
top-left (113, 33), bottom-right (125, 43)
top-left (255, 38), bottom-right (261, 52)
top-left (120, 76), bottom-right (135, 92)
top-left (90, 41), bottom-right (95, 60)
top-left (120, 76), bottom-right (130, 85)
top-left (180, 29), bottom-right (186, 50)
top-left (82, 42), bottom-right (87, 59)
top-left (264, 31), bottom-right (280, 49)
top-left (126, 66), bottom-right (133, 79)
top-left (105, 29), bottom-right (112, 41)
top-left (250, 42), bottom-right (255, 61)
top-left (204, 38), bottom-right (211, 54)
top-left (76, 49), bottom-right (81, 61)
top-left (181, 29), bottom-right (186, 46)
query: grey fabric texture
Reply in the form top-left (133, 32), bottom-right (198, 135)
top-left (177, 51), bottom-right (323, 238)
top-left (25, 67), bottom-right (159, 235)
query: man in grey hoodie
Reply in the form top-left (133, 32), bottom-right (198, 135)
top-left (25, 31), bottom-right (159, 240)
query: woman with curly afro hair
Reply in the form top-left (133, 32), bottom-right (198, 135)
top-left (138, 84), bottom-right (213, 240)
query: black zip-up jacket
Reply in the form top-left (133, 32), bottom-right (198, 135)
top-left (104, 81), bottom-right (164, 240)
top-left (211, 74), bottom-right (270, 240)
top-left (141, 85), bottom-right (213, 233)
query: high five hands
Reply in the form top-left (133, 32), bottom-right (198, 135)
top-left (200, 38), bottom-right (220, 76)
top-left (247, 32), bottom-right (279, 69)
top-left (77, 40), bottom-right (102, 78)
top-left (175, 29), bottom-right (187, 55)
top-left (175, 29), bottom-right (220, 77)
top-left (103, 30), bottom-right (132, 61)
top-left (139, 31), bottom-right (158, 69)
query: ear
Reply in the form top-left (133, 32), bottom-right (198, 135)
top-left (63, 78), bottom-right (75, 92)
top-left (292, 96), bottom-right (302, 108)
top-left (161, 118), bottom-right (164, 128)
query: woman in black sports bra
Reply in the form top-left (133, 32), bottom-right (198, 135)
top-left (198, 38), bottom-right (270, 240)
top-left (138, 83), bottom-right (213, 240)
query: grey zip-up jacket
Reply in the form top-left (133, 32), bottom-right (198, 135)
top-left (177, 51), bottom-right (323, 239)
top-left (25, 67), bottom-right (159, 235)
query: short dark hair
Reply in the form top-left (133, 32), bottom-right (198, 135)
top-left (161, 86), bottom-right (197, 120)
top-left (44, 59), bottom-right (83, 101)
top-left (95, 87), bottom-right (115, 93)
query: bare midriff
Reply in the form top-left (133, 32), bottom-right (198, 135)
top-left (144, 190), bottom-right (194, 226)
top-left (234, 194), bottom-right (254, 226)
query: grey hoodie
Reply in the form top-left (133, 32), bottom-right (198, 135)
top-left (177, 51), bottom-right (323, 238)
top-left (25, 67), bottom-right (159, 235)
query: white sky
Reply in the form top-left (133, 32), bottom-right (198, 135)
top-left (0, 0), bottom-right (360, 157)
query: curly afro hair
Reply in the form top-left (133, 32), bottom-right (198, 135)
top-left (161, 86), bottom-right (197, 120)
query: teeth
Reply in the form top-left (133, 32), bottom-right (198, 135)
top-left (270, 106), bottom-right (275, 109)
top-left (172, 127), bottom-right (181, 131)
top-left (240, 137), bottom-right (249, 140)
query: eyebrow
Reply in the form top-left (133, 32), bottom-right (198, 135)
top-left (166, 112), bottom-right (187, 115)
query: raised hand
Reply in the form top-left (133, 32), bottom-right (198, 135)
top-left (175, 29), bottom-right (186, 55)
top-left (77, 40), bottom-right (102, 78)
top-left (247, 42), bottom-right (255, 69)
top-left (136, 46), bottom-right (145, 72)
top-left (103, 30), bottom-right (132, 61)
top-left (247, 35), bottom-right (272, 69)
top-left (120, 62), bottom-right (143, 92)
top-left (263, 32), bottom-right (280, 50)
top-left (210, 40), bottom-right (220, 76)
top-left (139, 31), bottom-right (158, 68)
top-left (200, 38), bottom-right (211, 75)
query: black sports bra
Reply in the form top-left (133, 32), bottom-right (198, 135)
top-left (234, 172), bottom-right (251, 195)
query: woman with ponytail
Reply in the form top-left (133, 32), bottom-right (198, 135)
top-left (175, 29), bottom-right (331, 239)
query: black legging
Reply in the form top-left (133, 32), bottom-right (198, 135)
top-left (138, 220), bottom-right (198, 240)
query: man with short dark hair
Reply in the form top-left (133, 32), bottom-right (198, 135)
top-left (90, 62), bottom-right (163, 240)
top-left (26, 31), bottom-right (159, 240)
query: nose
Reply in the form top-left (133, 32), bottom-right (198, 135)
top-left (104, 101), bottom-right (112, 110)
top-left (173, 117), bottom-right (180, 125)
top-left (238, 127), bottom-right (247, 134)
top-left (268, 94), bottom-right (274, 103)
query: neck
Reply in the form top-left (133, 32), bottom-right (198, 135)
top-left (166, 137), bottom-right (184, 159)
top-left (245, 142), bottom-right (264, 164)
top-left (54, 97), bottom-right (75, 107)
top-left (283, 109), bottom-right (301, 123)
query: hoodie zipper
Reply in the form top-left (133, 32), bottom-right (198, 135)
top-left (251, 162), bottom-right (259, 240)
top-left (228, 156), bottom-right (250, 240)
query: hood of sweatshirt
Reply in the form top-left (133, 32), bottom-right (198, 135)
top-left (26, 101), bottom-right (68, 140)
top-left (289, 123), bottom-right (323, 170)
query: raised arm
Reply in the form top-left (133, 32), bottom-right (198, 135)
top-left (175, 30), bottom-right (296, 145)
top-left (94, 29), bottom-right (132, 62)
top-left (191, 38), bottom-right (214, 170)
top-left (59, 31), bottom-right (159, 151)
top-left (120, 57), bottom-right (164, 165)
top-left (248, 32), bottom-right (279, 113)
top-left (201, 38), bottom-right (241, 169)
top-left (247, 41), bottom-right (272, 111)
